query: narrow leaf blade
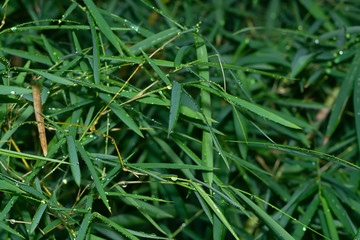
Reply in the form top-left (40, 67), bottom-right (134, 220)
top-left (30, 203), bottom-right (48, 234)
top-left (67, 135), bottom-right (81, 186)
top-left (75, 141), bottom-right (111, 212)
top-left (168, 81), bottom-right (182, 134)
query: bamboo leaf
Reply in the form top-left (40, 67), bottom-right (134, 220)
top-left (0, 148), bottom-right (69, 164)
top-left (99, 93), bottom-right (143, 137)
top-left (0, 221), bottom-right (24, 238)
top-left (15, 68), bottom-right (74, 86)
top-left (132, 162), bottom-right (214, 170)
top-left (93, 212), bottom-right (139, 240)
top-left (0, 180), bottom-right (25, 193)
top-left (322, 186), bottom-right (356, 235)
top-left (142, 49), bottom-right (170, 85)
top-left (174, 46), bottom-right (190, 67)
top-left (320, 195), bottom-right (339, 240)
top-left (30, 202), bottom-right (48, 234)
top-left (192, 182), bottom-right (239, 240)
top-left (1, 48), bottom-right (52, 65)
top-left (168, 81), bottom-right (182, 134)
top-left (77, 213), bottom-right (93, 240)
top-left (354, 61), bottom-right (360, 156)
top-left (195, 34), bottom-right (214, 186)
top-left (230, 186), bottom-right (295, 240)
top-left (87, 12), bottom-right (101, 85)
top-left (326, 52), bottom-right (360, 140)
top-left (83, 0), bottom-right (123, 54)
top-left (129, 27), bottom-right (180, 55)
top-left (67, 135), bottom-right (81, 186)
top-left (290, 52), bottom-right (314, 78)
top-left (292, 195), bottom-right (320, 239)
top-left (75, 141), bottom-right (111, 212)
top-left (0, 85), bottom-right (33, 95)
top-left (107, 192), bottom-right (169, 202)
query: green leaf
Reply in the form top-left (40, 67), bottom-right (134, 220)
top-left (326, 52), bottom-right (360, 139)
top-left (30, 202), bottom-right (48, 234)
top-left (228, 94), bottom-right (301, 129)
top-left (142, 49), bottom-right (170, 85)
top-left (75, 141), bottom-right (111, 212)
top-left (15, 68), bottom-right (74, 86)
top-left (77, 213), bottom-right (93, 240)
top-left (1, 48), bottom-right (52, 65)
top-left (292, 195), bottom-right (320, 239)
top-left (41, 34), bottom-right (59, 63)
top-left (0, 221), bottom-right (24, 238)
top-left (93, 212), bottom-right (139, 240)
top-left (99, 93), bottom-right (143, 137)
top-left (298, 0), bottom-right (333, 31)
top-left (83, 0), bottom-right (123, 54)
top-left (0, 180), bottom-right (25, 193)
top-left (129, 27), bottom-right (180, 55)
top-left (87, 12), bottom-right (101, 85)
top-left (67, 135), bottom-right (81, 186)
top-left (192, 182), bottom-right (239, 240)
top-left (0, 148), bottom-right (70, 164)
top-left (290, 52), bottom-right (314, 78)
top-left (322, 186), bottom-right (356, 235)
top-left (230, 186), bottom-right (295, 240)
top-left (195, 34), bottom-right (214, 186)
top-left (0, 85), bottom-right (33, 95)
top-left (132, 162), bottom-right (214, 170)
top-left (106, 192), bottom-right (169, 202)
top-left (168, 81), bottom-right (182, 134)
top-left (354, 61), bottom-right (360, 155)
top-left (174, 46), bottom-right (190, 67)
top-left (320, 195), bottom-right (339, 240)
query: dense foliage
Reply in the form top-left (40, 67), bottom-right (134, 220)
top-left (1, 0), bottom-right (360, 239)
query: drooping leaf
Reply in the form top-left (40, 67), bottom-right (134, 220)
top-left (168, 81), bottom-right (182, 134)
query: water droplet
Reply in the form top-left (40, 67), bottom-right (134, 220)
top-left (10, 91), bottom-right (16, 95)
top-left (10, 27), bottom-right (17, 31)
top-left (314, 39), bottom-right (319, 44)
top-left (9, 219), bottom-right (15, 224)
top-left (339, 50), bottom-right (344, 55)
top-left (302, 227), bottom-right (306, 231)
top-left (250, 195), bottom-right (254, 200)
top-left (170, 176), bottom-right (178, 181)
top-left (121, 184), bottom-right (127, 188)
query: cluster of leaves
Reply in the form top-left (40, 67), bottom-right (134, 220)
top-left (0, 0), bottom-right (360, 239)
